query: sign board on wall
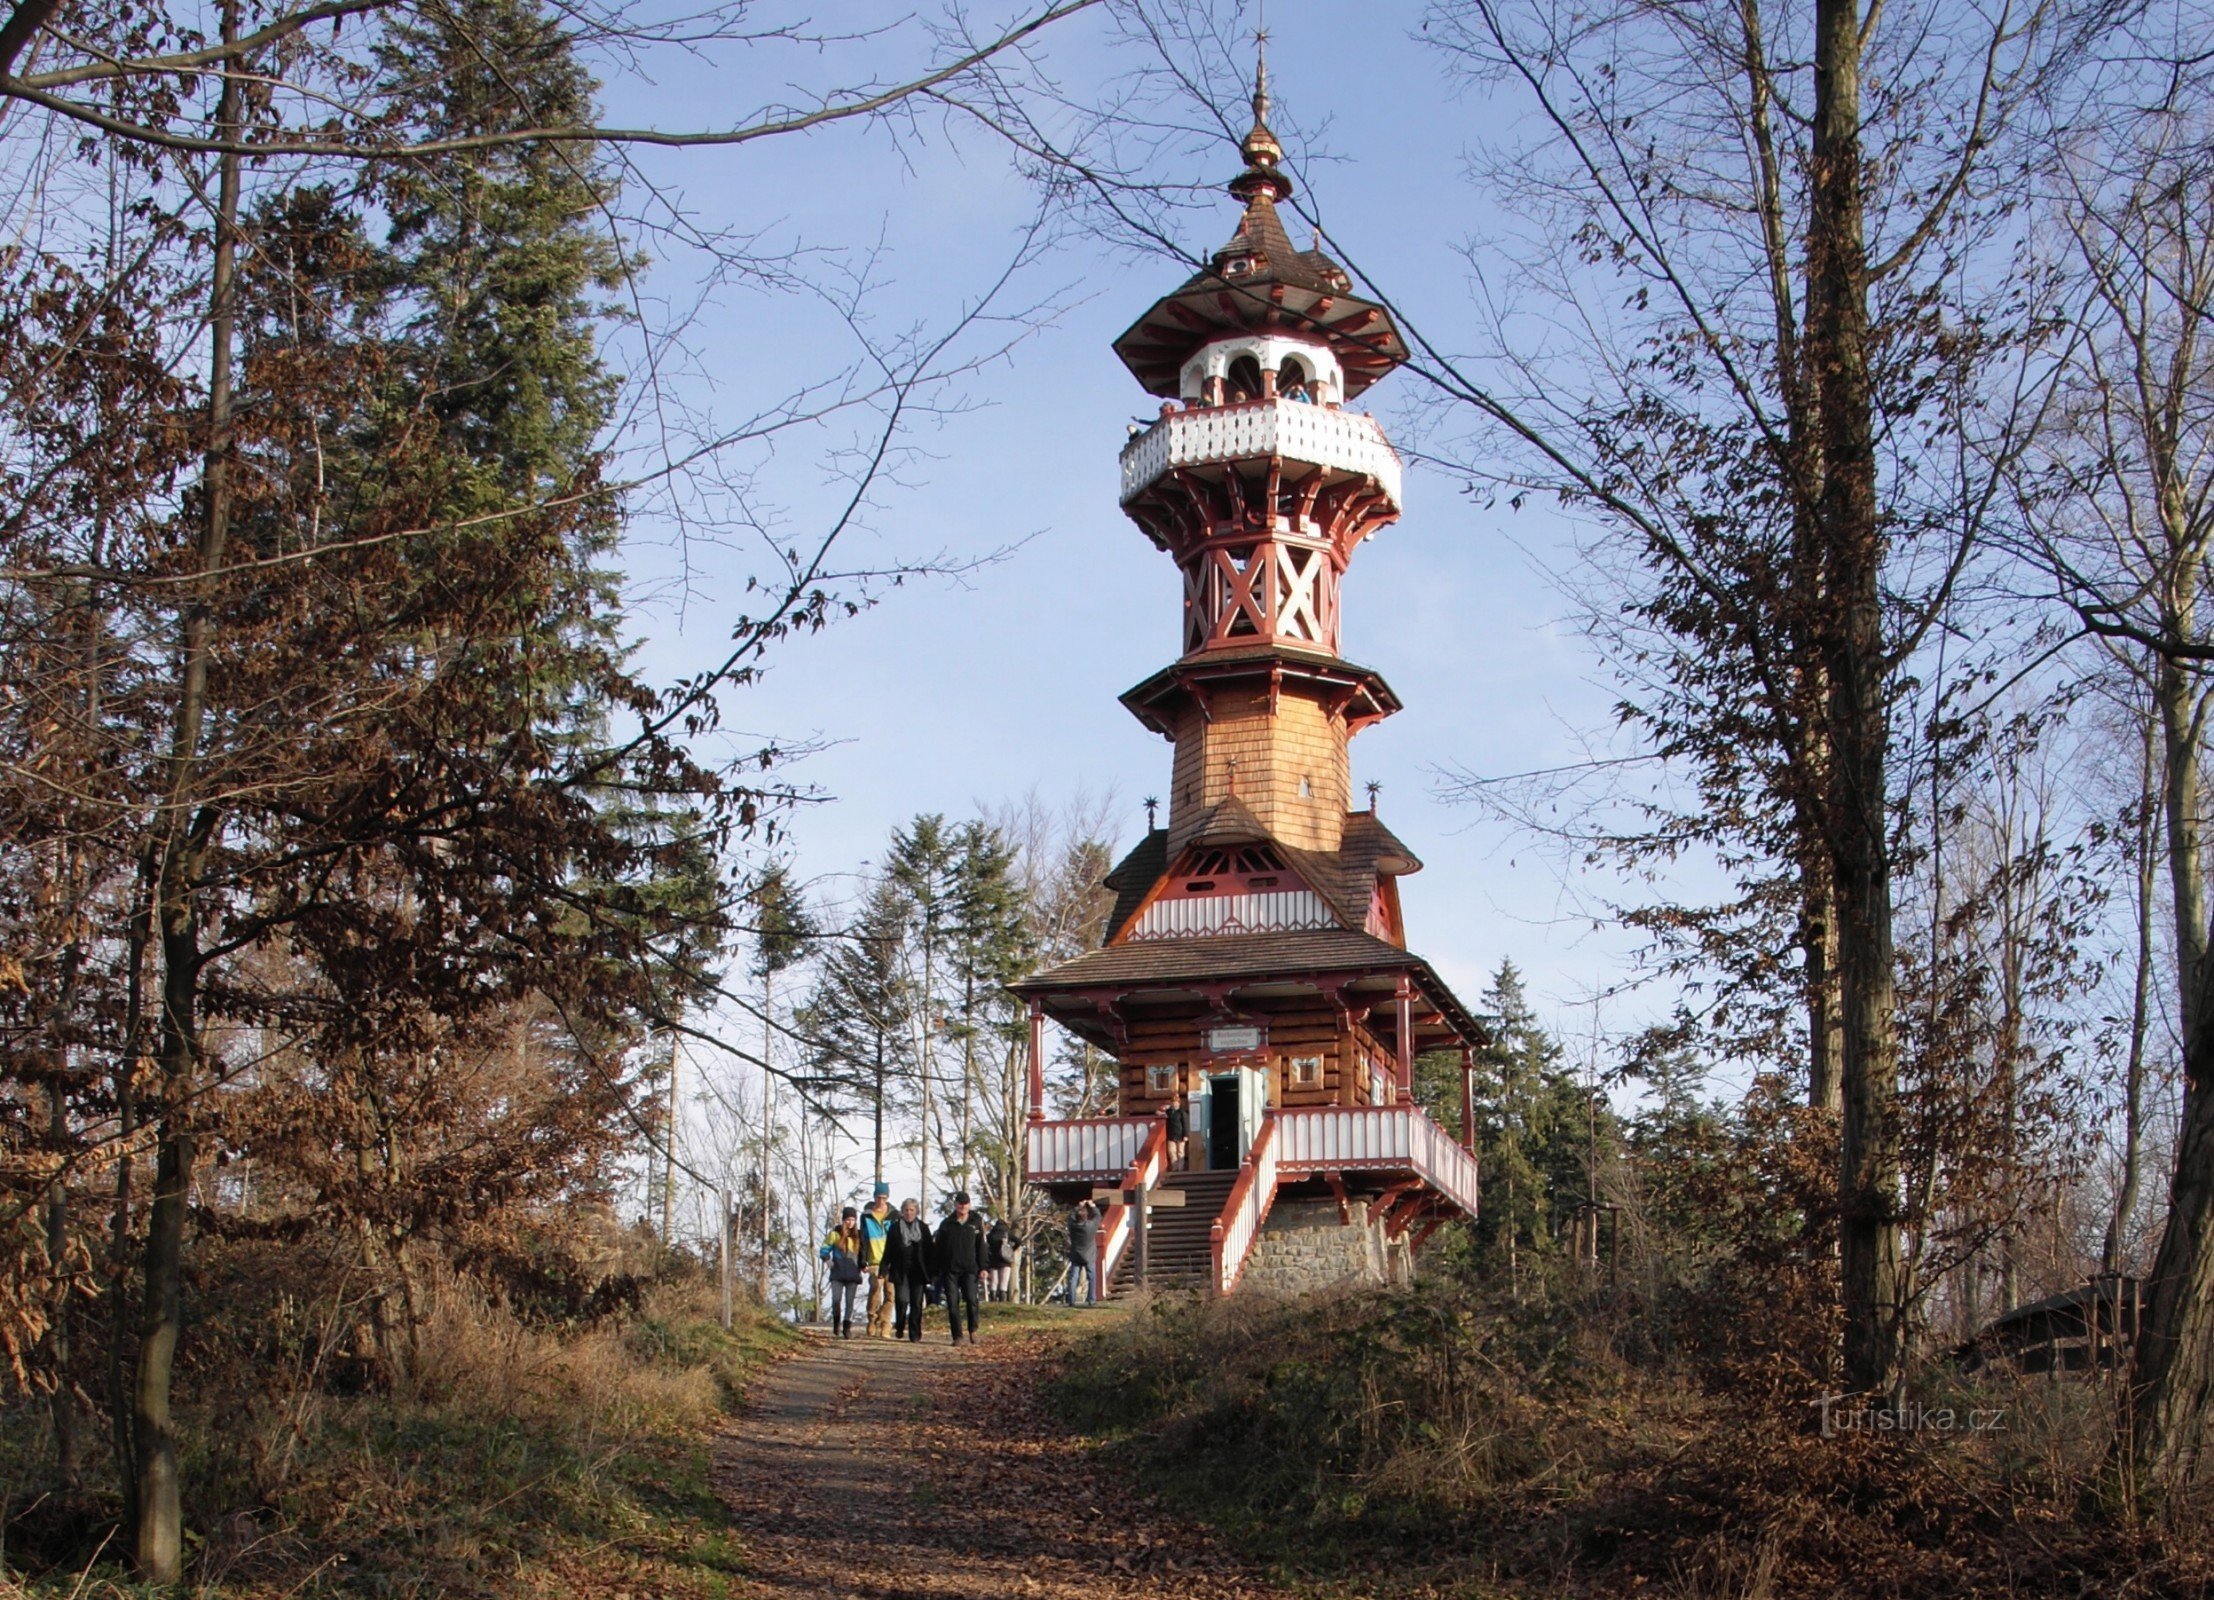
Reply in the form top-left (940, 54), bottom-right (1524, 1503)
top-left (1203, 1023), bottom-right (1264, 1054)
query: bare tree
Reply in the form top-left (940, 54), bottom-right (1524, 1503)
top-left (2013, 82), bottom-right (2214, 1502)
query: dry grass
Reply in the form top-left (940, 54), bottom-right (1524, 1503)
top-left (0, 1272), bottom-right (796, 1598)
top-left (1053, 1283), bottom-right (2214, 1598)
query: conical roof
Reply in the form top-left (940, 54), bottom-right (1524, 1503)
top-left (1111, 53), bottom-right (1409, 399)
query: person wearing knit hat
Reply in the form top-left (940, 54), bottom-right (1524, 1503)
top-left (860, 1181), bottom-right (897, 1337)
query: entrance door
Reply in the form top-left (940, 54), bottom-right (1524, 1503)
top-left (1207, 1073), bottom-right (1240, 1170)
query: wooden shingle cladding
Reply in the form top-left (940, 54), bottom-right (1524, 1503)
top-left (1166, 684), bottom-right (1348, 851)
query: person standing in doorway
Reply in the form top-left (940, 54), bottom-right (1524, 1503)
top-left (1164, 1090), bottom-right (1190, 1171)
top-left (934, 1192), bottom-right (989, 1344)
top-left (883, 1198), bottom-right (932, 1341)
top-left (1065, 1200), bottom-right (1101, 1306)
top-left (860, 1182), bottom-right (896, 1337)
top-left (821, 1207), bottom-right (865, 1338)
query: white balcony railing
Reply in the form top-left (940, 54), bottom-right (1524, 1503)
top-left (1119, 400), bottom-right (1404, 509)
top-left (1275, 1105), bottom-right (1481, 1221)
top-left (1210, 1115), bottom-right (1281, 1296)
top-left (1098, 1123), bottom-right (1169, 1292)
top-left (1027, 1116), bottom-right (1153, 1182)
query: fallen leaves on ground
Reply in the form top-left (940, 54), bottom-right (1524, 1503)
top-left (711, 1323), bottom-right (1296, 1599)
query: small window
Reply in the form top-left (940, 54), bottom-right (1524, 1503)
top-left (1289, 1055), bottom-right (1323, 1087)
top-left (1146, 1065), bottom-right (1177, 1094)
top-left (1298, 775), bottom-right (1313, 798)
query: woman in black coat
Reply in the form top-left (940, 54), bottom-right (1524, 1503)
top-left (880, 1198), bottom-right (933, 1343)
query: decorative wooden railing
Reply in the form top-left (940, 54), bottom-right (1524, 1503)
top-left (1274, 1105), bottom-right (1481, 1221)
top-left (1097, 1121), bottom-right (1168, 1294)
top-left (1207, 1115), bottom-right (1281, 1297)
top-left (1119, 399), bottom-right (1404, 508)
top-left (1027, 1115), bottom-right (1152, 1182)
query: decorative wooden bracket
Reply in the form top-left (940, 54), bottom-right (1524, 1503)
top-left (1384, 1191), bottom-right (1432, 1241)
top-left (1089, 997), bottom-right (1130, 1050)
top-left (1366, 1179), bottom-right (1420, 1226)
top-left (1322, 1169), bottom-right (1353, 1226)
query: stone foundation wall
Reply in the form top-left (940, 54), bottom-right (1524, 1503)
top-left (1239, 1197), bottom-right (1415, 1294)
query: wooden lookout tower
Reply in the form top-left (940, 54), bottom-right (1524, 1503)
top-left (1019, 57), bottom-right (1483, 1297)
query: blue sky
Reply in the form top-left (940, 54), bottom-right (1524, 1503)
top-left (592, 3), bottom-right (1672, 1205)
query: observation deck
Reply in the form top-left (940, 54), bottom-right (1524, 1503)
top-left (1119, 399), bottom-right (1404, 510)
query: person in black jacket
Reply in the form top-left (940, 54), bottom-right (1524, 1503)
top-left (934, 1191), bottom-right (989, 1344)
top-left (881, 1198), bottom-right (932, 1342)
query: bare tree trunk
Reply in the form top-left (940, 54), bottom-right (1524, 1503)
top-left (2107, 708), bottom-right (2159, 1275)
top-left (759, 966), bottom-right (774, 1303)
top-left (872, 1037), bottom-right (886, 1187)
top-left (2159, 663), bottom-right (2206, 1049)
top-left (2133, 1014), bottom-right (2214, 1498)
top-left (44, 1085), bottom-right (79, 1484)
top-left (1810, 0), bottom-right (1904, 1397)
top-left (134, 18), bottom-right (242, 1574)
top-left (107, 846), bottom-right (153, 1534)
top-left (661, 1034), bottom-right (679, 1241)
top-left (1804, 869), bottom-right (1845, 1114)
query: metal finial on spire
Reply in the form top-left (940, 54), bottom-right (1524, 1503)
top-left (1366, 779), bottom-right (1382, 812)
top-left (1144, 795), bottom-right (1160, 831)
top-left (1231, 25), bottom-right (1290, 202)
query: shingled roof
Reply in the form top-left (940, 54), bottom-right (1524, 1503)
top-left (1014, 927), bottom-right (1421, 989)
top-left (1109, 60), bottom-right (1409, 400)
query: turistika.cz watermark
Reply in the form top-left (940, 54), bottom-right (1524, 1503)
top-left (1812, 1395), bottom-right (2009, 1437)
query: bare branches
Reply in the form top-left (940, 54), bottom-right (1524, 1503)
top-left (0, 0), bottom-right (1104, 158)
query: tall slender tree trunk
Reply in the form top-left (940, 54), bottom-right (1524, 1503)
top-left (1803, 867), bottom-right (1845, 1114)
top-left (960, 970), bottom-right (975, 1192)
top-left (134, 15), bottom-right (242, 1576)
top-left (134, 17), bottom-right (242, 1576)
top-left (759, 966), bottom-right (774, 1302)
top-left (2133, 625), bottom-right (2214, 1497)
top-left (44, 1085), bottom-right (79, 1484)
top-left (1810, 0), bottom-right (1905, 1397)
top-left (2107, 709), bottom-right (2159, 1275)
top-left (661, 1034), bottom-right (679, 1240)
top-left (872, 1036), bottom-right (886, 1187)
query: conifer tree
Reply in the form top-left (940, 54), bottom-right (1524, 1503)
top-left (797, 877), bottom-right (915, 1187)
top-left (1468, 961), bottom-right (1592, 1291)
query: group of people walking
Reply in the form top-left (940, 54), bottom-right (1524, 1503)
top-left (820, 1184), bottom-right (1018, 1344)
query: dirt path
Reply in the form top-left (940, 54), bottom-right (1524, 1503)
top-left (711, 1319), bottom-right (1294, 1600)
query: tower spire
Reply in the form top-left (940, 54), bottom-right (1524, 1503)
top-left (1231, 29), bottom-right (1290, 204)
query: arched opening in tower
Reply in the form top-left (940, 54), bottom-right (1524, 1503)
top-left (1226, 354), bottom-right (1264, 404)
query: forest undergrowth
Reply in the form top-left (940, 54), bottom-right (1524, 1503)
top-left (0, 1245), bottom-right (796, 1599)
top-left (1055, 1278), bottom-right (2213, 1599)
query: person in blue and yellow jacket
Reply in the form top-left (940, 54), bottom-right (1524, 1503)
top-left (859, 1181), bottom-right (897, 1337)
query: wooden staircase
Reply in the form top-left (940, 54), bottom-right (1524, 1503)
top-left (1108, 1169), bottom-right (1238, 1296)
